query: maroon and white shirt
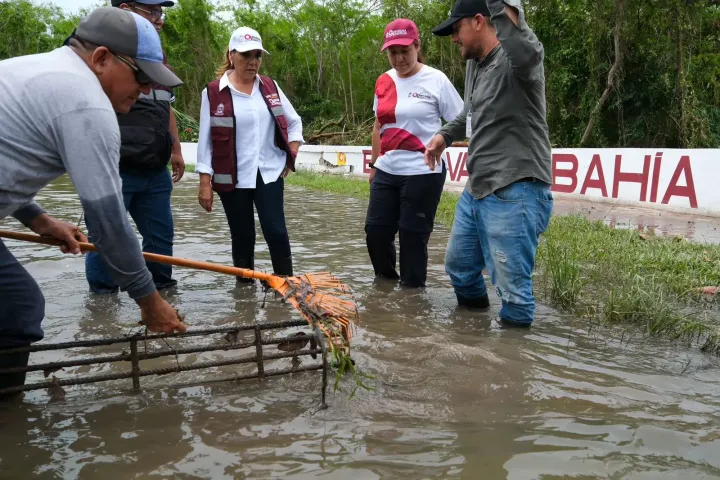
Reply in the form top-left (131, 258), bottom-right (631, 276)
top-left (373, 65), bottom-right (463, 176)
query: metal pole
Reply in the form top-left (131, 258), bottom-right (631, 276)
top-left (254, 325), bottom-right (264, 378)
top-left (315, 325), bottom-right (329, 410)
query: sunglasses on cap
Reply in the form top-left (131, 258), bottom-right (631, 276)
top-left (112, 52), bottom-right (153, 85)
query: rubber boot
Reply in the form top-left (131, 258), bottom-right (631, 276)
top-left (456, 293), bottom-right (490, 309)
top-left (0, 350), bottom-right (29, 400)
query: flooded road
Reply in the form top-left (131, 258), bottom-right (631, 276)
top-left (2, 174), bottom-right (720, 479)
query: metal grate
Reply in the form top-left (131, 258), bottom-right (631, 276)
top-left (0, 320), bottom-right (329, 407)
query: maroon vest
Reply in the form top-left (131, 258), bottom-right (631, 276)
top-left (206, 74), bottom-right (296, 192)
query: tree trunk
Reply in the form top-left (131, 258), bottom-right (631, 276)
top-left (336, 50), bottom-right (349, 117)
top-left (580, 0), bottom-right (624, 147)
top-left (312, 38), bottom-right (325, 97)
top-left (304, 41), bottom-right (314, 93)
top-left (345, 41), bottom-right (355, 124)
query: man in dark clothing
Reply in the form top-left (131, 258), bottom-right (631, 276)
top-left (84, 0), bottom-right (185, 294)
top-left (425, 0), bottom-right (554, 327)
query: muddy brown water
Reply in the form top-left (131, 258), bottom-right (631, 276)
top-left (1, 174), bottom-right (720, 479)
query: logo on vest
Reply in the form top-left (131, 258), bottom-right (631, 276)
top-left (386, 29), bottom-right (408, 38)
top-left (266, 93), bottom-right (281, 107)
top-left (214, 104), bottom-right (225, 116)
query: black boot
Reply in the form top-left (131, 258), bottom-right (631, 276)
top-left (456, 293), bottom-right (490, 309)
top-left (0, 350), bottom-right (30, 400)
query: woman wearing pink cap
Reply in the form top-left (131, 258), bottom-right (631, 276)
top-left (365, 18), bottom-right (463, 288)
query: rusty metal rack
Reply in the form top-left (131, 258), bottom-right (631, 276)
top-left (0, 320), bottom-right (329, 406)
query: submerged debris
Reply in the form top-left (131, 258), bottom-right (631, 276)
top-left (277, 332), bottom-right (310, 352)
top-left (47, 377), bottom-right (66, 402)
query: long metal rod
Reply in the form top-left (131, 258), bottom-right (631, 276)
top-left (0, 320), bottom-right (308, 355)
top-left (254, 325), bottom-right (264, 378)
top-left (0, 348), bottom-right (322, 396)
top-left (0, 335), bottom-right (314, 375)
top-left (130, 337), bottom-right (140, 391)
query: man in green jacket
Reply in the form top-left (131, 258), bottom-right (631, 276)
top-left (425, 0), bottom-right (554, 327)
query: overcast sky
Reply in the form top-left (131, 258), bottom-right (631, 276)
top-left (49, 0), bottom-right (104, 13)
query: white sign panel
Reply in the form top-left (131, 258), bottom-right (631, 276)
top-left (181, 143), bottom-right (720, 216)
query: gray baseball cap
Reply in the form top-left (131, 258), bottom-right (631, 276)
top-left (74, 7), bottom-right (182, 88)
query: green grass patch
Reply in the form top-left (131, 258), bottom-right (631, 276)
top-left (287, 170), bottom-right (720, 354)
top-left (287, 170), bottom-right (372, 200)
top-left (536, 215), bottom-right (720, 353)
top-left (170, 164), bottom-right (196, 173)
top-left (287, 170), bottom-right (459, 229)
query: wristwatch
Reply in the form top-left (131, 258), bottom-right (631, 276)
top-left (368, 162), bottom-right (376, 169)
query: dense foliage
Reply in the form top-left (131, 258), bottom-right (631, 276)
top-left (2, 0), bottom-right (718, 147)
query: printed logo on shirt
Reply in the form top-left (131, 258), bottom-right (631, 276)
top-left (407, 92), bottom-right (432, 100)
top-left (266, 93), bottom-right (281, 107)
top-left (214, 104), bottom-right (225, 116)
top-left (386, 29), bottom-right (408, 38)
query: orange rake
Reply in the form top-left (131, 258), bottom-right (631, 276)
top-left (0, 230), bottom-right (358, 347)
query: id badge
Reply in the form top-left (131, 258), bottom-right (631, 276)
top-left (466, 112), bottom-right (472, 138)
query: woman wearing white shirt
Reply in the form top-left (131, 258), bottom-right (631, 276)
top-left (366, 18), bottom-right (464, 288)
top-left (196, 27), bottom-right (303, 282)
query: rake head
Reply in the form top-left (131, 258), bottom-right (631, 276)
top-left (265, 272), bottom-right (359, 348)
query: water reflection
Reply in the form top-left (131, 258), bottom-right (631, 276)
top-left (0, 174), bottom-right (719, 478)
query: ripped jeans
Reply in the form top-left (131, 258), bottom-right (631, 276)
top-left (444, 180), bottom-right (553, 325)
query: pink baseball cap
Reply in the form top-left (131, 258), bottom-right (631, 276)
top-left (381, 19), bottom-right (420, 51)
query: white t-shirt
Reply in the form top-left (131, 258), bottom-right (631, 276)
top-left (373, 65), bottom-right (463, 176)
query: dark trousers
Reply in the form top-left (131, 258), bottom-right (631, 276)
top-left (85, 169), bottom-right (176, 293)
top-left (0, 239), bottom-right (43, 391)
top-left (365, 165), bottom-right (447, 287)
top-left (218, 172), bottom-right (293, 280)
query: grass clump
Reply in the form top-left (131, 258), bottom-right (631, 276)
top-left (286, 170), bottom-right (720, 355)
top-left (287, 170), bottom-right (372, 200)
top-left (536, 215), bottom-right (720, 353)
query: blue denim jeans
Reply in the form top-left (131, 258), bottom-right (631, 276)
top-left (445, 180), bottom-right (553, 325)
top-left (85, 169), bottom-right (176, 294)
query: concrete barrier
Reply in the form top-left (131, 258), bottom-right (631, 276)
top-left (180, 142), bottom-right (720, 217)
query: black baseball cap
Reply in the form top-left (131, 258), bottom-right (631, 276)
top-left (432, 0), bottom-right (491, 36)
top-left (73, 7), bottom-right (182, 87)
top-left (111, 0), bottom-right (175, 7)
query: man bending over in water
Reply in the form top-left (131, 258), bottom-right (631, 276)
top-left (0, 7), bottom-right (187, 395)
